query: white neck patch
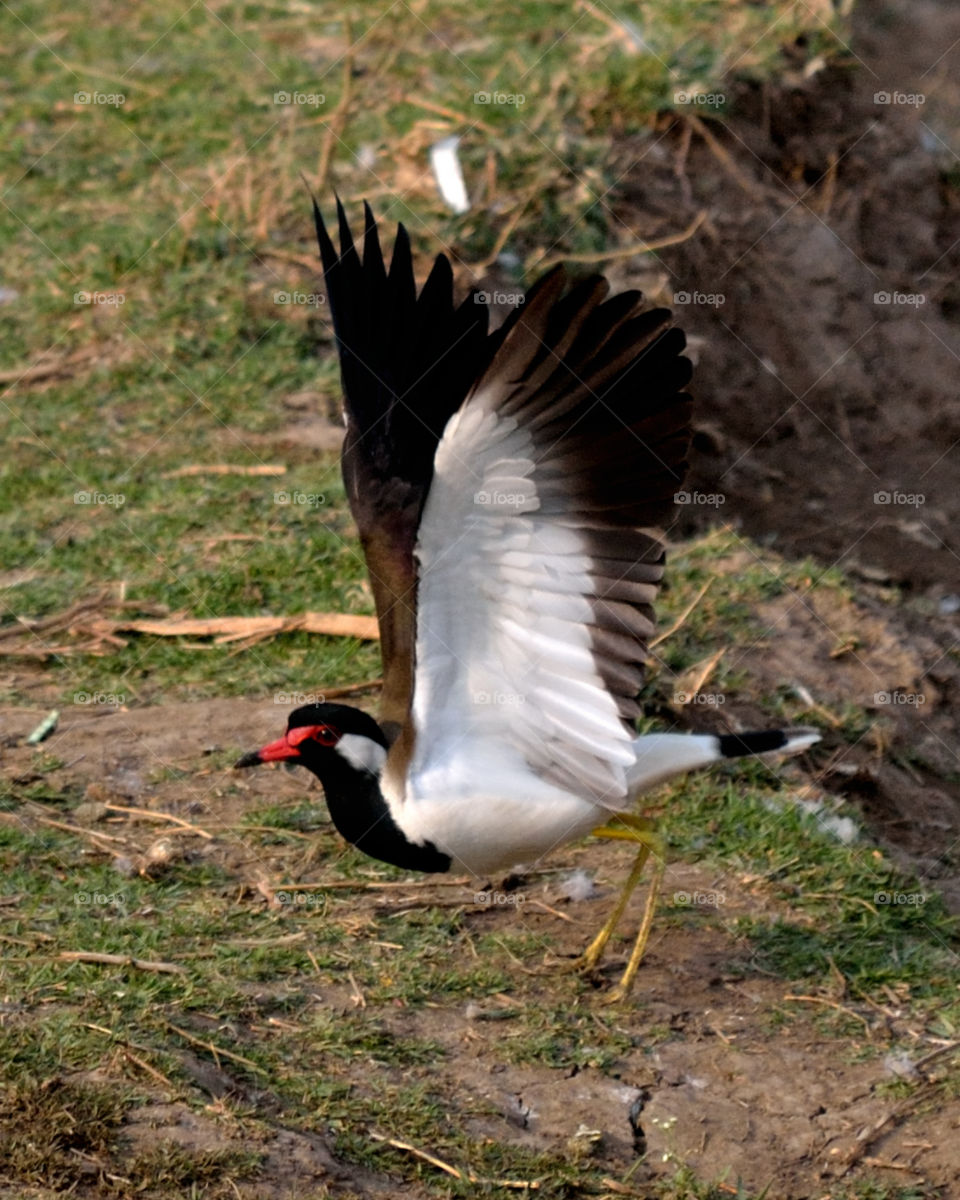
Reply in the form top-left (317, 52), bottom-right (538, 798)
top-left (335, 733), bottom-right (387, 776)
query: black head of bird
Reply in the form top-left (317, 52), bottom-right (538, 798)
top-left (236, 702), bottom-right (449, 872)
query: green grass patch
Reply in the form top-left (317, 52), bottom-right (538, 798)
top-left (664, 765), bottom-right (960, 1031)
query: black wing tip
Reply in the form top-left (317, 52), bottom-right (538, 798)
top-left (314, 195), bottom-right (466, 303)
top-left (313, 195), bottom-right (339, 272)
top-left (362, 199), bottom-right (381, 250)
top-left (313, 193), bottom-right (377, 265)
top-left (315, 199), bottom-right (495, 459)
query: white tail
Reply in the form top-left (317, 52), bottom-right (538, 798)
top-left (629, 727), bottom-right (819, 792)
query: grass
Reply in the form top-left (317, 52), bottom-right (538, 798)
top-left (666, 770), bottom-right (958, 1014)
top-left (0, 1070), bottom-right (262, 1196)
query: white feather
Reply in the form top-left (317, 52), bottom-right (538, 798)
top-left (336, 734), bottom-right (387, 775)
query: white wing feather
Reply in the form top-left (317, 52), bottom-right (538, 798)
top-left (405, 398), bottom-right (635, 811)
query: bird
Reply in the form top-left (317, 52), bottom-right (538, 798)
top-left (236, 200), bottom-right (819, 999)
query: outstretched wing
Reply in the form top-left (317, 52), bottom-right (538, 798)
top-left (386, 268), bottom-right (692, 809)
top-left (314, 201), bottom-right (493, 734)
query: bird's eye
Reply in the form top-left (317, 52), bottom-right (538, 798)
top-left (287, 724), bottom-right (339, 748)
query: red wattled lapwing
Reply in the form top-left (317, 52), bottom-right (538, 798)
top-left (236, 201), bottom-right (819, 999)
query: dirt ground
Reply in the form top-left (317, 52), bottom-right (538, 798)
top-left (622, 0), bottom-right (960, 595)
top-left (4, 0), bottom-right (960, 1195)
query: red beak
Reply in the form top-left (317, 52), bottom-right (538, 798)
top-left (235, 735), bottom-right (301, 768)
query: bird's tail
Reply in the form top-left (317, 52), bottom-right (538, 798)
top-left (628, 728), bottom-right (819, 792)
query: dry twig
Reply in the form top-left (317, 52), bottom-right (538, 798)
top-left (684, 113), bottom-right (768, 200)
top-left (160, 464), bottom-right (286, 479)
top-left (104, 803), bottom-right (215, 839)
top-left (0, 346), bottom-right (103, 385)
top-left (0, 600), bottom-right (380, 657)
top-left (371, 1132), bottom-right (539, 1189)
top-left (650, 577), bottom-right (714, 648)
top-left (59, 950), bottom-right (187, 976)
top-left (534, 210), bottom-right (707, 271)
top-left (316, 19), bottom-right (355, 195)
top-left (783, 993), bottom-right (873, 1037)
top-left (672, 646), bottom-right (725, 705)
top-left (165, 1021), bottom-right (269, 1075)
top-left (402, 94), bottom-right (496, 134)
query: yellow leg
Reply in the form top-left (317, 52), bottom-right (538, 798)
top-left (574, 813), bottom-right (664, 999)
top-left (607, 851), bottom-right (665, 1003)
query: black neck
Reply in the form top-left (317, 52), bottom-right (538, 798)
top-left (303, 753), bottom-right (451, 873)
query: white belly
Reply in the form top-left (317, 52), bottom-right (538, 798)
top-left (393, 774), bottom-right (606, 877)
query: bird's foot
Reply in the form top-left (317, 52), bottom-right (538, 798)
top-left (572, 937), bottom-right (609, 977)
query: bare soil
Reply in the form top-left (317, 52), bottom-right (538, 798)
top-left (623, 0), bottom-right (960, 596)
